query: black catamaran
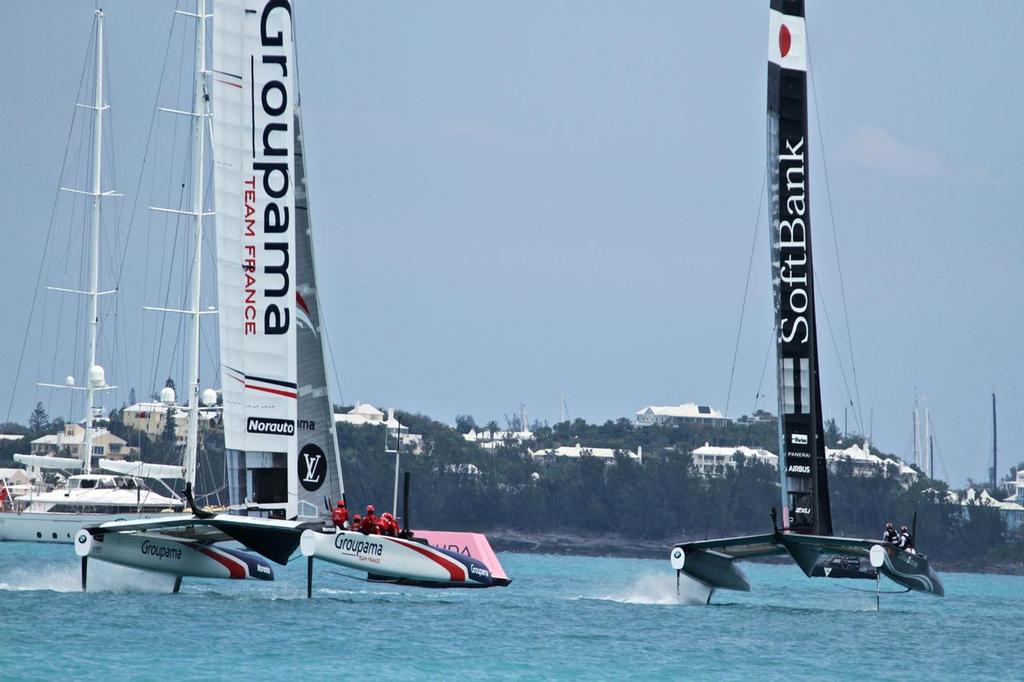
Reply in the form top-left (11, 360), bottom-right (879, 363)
top-left (669, 0), bottom-right (943, 601)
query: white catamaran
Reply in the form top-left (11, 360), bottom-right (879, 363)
top-left (669, 0), bottom-right (942, 602)
top-left (74, 0), bottom-right (509, 593)
top-left (0, 11), bottom-right (184, 544)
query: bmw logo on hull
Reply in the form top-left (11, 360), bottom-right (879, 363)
top-left (299, 443), bottom-right (327, 491)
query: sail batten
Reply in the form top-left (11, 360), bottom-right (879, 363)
top-left (767, 0), bottom-right (831, 536)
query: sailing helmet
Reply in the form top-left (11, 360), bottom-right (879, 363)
top-left (352, 514), bottom-right (362, 523)
top-left (885, 521), bottom-right (893, 529)
top-left (337, 500), bottom-right (346, 508)
top-left (900, 525), bottom-right (908, 532)
top-left (366, 504), bottom-right (376, 514)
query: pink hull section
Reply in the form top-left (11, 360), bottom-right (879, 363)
top-left (412, 530), bottom-right (509, 582)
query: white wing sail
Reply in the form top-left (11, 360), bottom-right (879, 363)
top-left (213, 0), bottom-right (299, 517)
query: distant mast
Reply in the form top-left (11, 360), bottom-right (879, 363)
top-left (992, 392), bottom-right (997, 489)
top-left (767, 0), bottom-right (831, 535)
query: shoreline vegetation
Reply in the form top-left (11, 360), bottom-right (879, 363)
top-left (3, 405), bottom-right (1021, 574)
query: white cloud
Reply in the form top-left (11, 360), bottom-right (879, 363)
top-left (838, 126), bottom-right (953, 180)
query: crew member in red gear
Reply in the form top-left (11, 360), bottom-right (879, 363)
top-left (360, 504), bottom-right (379, 534)
top-left (379, 512), bottom-right (399, 537)
top-left (351, 514), bottom-right (362, 532)
top-left (331, 500), bottom-right (348, 530)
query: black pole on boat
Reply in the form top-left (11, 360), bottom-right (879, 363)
top-left (402, 471), bottom-right (411, 537)
top-left (306, 556), bottom-right (314, 599)
top-left (80, 556), bottom-right (88, 592)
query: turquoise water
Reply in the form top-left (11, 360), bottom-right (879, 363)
top-left (1, 543), bottom-right (1019, 680)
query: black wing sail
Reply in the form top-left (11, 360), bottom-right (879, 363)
top-left (767, 0), bottom-right (831, 535)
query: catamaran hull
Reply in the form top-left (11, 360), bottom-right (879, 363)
top-left (0, 511), bottom-right (171, 544)
top-left (670, 533), bottom-right (944, 598)
top-left (300, 530), bottom-right (504, 588)
top-left (876, 546), bottom-right (944, 597)
top-left (411, 529), bottom-right (511, 584)
top-left (75, 530), bottom-right (274, 581)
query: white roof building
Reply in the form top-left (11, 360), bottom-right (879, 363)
top-left (334, 402), bottom-right (402, 429)
top-left (529, 443), bottom-right (640, 463)
top-left (29, 423), bottom-right (136, 461)
top-left (825, 443), bottom-right (918, 481)
top-left (463, 427), bottom-right (534, 450)
top-left (122, 401), bottom-right (217, 444)
top-left (691, 442), bottom-right (778, 476)
top-left (635, 403), bottom-right (727, 427)
top-left (959, 488), bottom-right (1024, 531)
top-left (333, 403), bottom-right (423, 453)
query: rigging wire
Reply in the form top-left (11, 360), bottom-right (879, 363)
top-left (723, 167), bottom-right (768, 420)
top-left (115, 2), bottom-right (179, 400)
top-left (4, 21), bottom-right (96, 430)
top-left (814, 272), bottom-right (864, 436)
top-left (752, 324), bottom-right (774, 415)
top-left (806, 25), bottom-right (865, 433)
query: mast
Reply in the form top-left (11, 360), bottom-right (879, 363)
top-left (912, 397), bottom-right (919, 470)
top-left (83, 9), bottom-right (106, 475)
top-left (929, 433), bottom-right (934, 482)
top-left (992, 392), bottom-right (997, 489)
top-left (183, 0), bottom-right (208, 490)
top-left (767, 0), bottom-right (831, 535)
top-left (924, 407), bottom-right (930, 478)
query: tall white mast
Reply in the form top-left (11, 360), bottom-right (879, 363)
top-left (912, 396), bottom-right (919, 470)
top-left (42, 11), bottom-right (119, 467)
top-left (147, 1), bottom-right (212, 490)
top-left (82, 10), bottom-right (106, 475)
top-left (924, 407), bottom-right (931, 478)
top-left (183, 0), bottom-right (208, 490)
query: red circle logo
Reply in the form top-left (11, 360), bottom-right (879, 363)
top-left (779, 24), bottom-right (792, 57)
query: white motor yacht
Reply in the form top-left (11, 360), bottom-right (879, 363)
top-left (1, 473), bottom-right (182, 543)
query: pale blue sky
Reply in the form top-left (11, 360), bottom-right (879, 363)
top-left (1, 1), bottom-right (1021, 486)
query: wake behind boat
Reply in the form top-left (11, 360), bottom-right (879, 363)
top-left (669, 0), bottom-right (942, 602)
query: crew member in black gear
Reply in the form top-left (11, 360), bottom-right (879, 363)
top-left (898, 525), bottom-right (913, 552)
top-left (882, 521), bottom-right (899, 545)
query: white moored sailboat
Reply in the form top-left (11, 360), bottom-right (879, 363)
top-left (74, 0), bottom-right (509, 593)
top-left (0, 10), bottom-right (184, 544)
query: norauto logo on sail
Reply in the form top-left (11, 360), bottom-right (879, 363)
top-left (244, 0), bottom-right (293, 337)
top-left (777, 136), bottom-right (809, 346)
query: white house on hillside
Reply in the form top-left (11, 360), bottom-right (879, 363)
top-left (463, 427), bottom-right (534, 451)
top-left (690, 443), bottom-right (778, 476)
top-left (959, 488), bottom-right (1024, 531)
top-left (334, 402), bottom-right (423, 452)
top-left (122, 401), bottom-right (217, 444)
top-left (635, 403), bottom-right (727, 427)
top-left (29, 423), bottom-right (137, 462)
top-left (825, 443), bottom-right (918, 481)
top-left (529, 443), bottom-right (640, 464)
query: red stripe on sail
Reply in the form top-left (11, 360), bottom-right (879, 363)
top-left (296, 291), bottom-right (310, 315)
top-left (244, 383), bottom-right (297, 399)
